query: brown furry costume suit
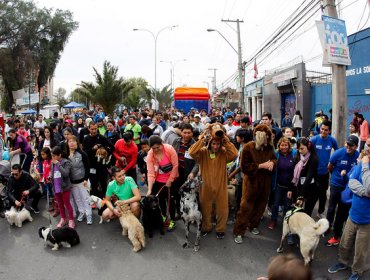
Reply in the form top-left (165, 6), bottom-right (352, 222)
top-left (233, 124), bottom-right (277, 236)
top-left (189, 124), bottom-right (238, 233)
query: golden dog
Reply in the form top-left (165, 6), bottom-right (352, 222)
top-left (115, 201), bottom-right (145, 252)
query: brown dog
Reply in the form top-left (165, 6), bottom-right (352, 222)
top-left (115, 201), bottom-right (145, 252)
top-left (95, 147), bottom-right (111, 165)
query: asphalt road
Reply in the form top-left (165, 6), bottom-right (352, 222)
top-left (0, 195), bottom-right (368, 280)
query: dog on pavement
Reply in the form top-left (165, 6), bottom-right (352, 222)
top-left (39, 226), bottom-right (80, 251)
top-left (277, 209), bottom-right (329, 265)
top-left (115, 200), bottom-right (145, 252)
top-left (5, 206), bottom-right (33, 227)
top-left (141, 195), bottom-right (165, 238)
top-left (179, 175), bottom-right (202, 252)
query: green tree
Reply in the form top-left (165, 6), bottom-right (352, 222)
top-left (151, 84), bottom-right (173, 110)
top-left (0, 0), bottom-right (78, 111)
top-left (122, 77), bottom-right (150, 109)
top-left (53, 87), bottom-right (67, 108)
top-left (79, 61), bottom-right (133, 114)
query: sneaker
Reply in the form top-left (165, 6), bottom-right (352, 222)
top-left (234, 235), bottom-right (243, 244)
top-left (167, 220), bottom-right (176, 232)
top-left (86, 215), bottom-right (93, 225)
top-left (162, 215), bottom-right (166, 222)
top-left (251, 228), bottom-right (260, 235)
top-left (348, 273), bottom-right (360, 280)
top-left (77, 212), bottom-right (85, 222)
top-left (216, 232), bottom-right (225, 239)
top-left (68, 219), bottom-right (75, 229)
top-left (268, 221), bottom-right (277, 230)
top-left (328, 263), bottom-right (348, 273)
top-left (201, 230), bottom-right (211, 237)
top-left (326, 236), bottom-right (340, 247)
top-left (57, 218), bottom-right (67, 228)
top-left (30, 206), bottom-right (40, 214)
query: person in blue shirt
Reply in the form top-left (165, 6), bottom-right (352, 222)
top-left (328, 143), bottom-right (370, 280)
top-left (325, 135), bottom-right (359, 246)
top-left (310, 120), bottom-right (339, 218)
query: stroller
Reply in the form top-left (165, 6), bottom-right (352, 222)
top-left (0, 154), bottom-right (26, 212)
top-left (0, 160), bottom-right (11, 211)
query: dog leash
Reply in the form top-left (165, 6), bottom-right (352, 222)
top-left (16, 193), bottom-right (28, 210)
top-left (155, 184), bottom-right (171, 222)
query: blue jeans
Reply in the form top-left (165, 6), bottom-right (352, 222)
top-left (271, 185), bottom-right (292, 222)
top-left (326, 185), bottom-right (345, 225)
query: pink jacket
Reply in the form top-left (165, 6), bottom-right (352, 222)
top-left (360, 120), bottom-right (369, 141)
top-left (147, 144), bottom-right (179, 185)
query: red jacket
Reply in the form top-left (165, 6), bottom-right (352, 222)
top-left (113, 139), bottom-right (138, 172)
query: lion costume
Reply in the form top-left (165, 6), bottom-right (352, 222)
top-left (189, 124), bottom-right (238, 233)
top-left (233, 124), bottom-right (277, 236)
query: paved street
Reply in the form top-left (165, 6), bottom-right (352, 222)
top-left (0, 195), bottom-right (368, 280)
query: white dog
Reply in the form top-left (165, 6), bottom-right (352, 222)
top-left (277, 210), bottom-right (329, 265)
top-left (5, 206), bottom-right (33, 227)
top-left (89, 195), bottom-right (109, 224)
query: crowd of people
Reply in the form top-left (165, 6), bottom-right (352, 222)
top-left (0, 105), bottom-right (369, 280)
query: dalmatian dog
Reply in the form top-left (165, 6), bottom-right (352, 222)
top-left (179, 175), bottom-right (202, 252)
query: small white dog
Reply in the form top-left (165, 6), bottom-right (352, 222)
top-left (277, 210), bottom-right (329, 265)
top-left (5, 206), bottom-right (33, 227)
top-left (89, 195), bottom-right (109, 224)
top-left (115, 200), bottom-right (145, 252)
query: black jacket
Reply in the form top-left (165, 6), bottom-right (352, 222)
top-left (82, 134), bottom-right (114, 168)
top-left (7, 172), bottom-right (38, 203)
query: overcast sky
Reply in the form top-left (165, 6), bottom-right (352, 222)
top-left (36, 0), bottom-right (369, 95)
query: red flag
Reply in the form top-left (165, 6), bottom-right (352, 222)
top-left (253, 59), bottom-right (258, 79)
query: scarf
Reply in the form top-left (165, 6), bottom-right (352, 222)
top-left (292, 152), bottom-right (311, 186)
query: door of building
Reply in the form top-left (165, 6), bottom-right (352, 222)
top-left (281, 93), bottom-right (296, 123)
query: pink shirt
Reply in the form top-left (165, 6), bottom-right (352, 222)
top-left (42, 159), bottom-right (52, 183)
top-left (156, 153), bottom-right (171, 183)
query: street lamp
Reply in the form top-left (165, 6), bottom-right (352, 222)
top-left (160, 59), bottom-right (187, 90)
top-left (133, 25), bottom-right (178, 109)
top-left (207, 28), bottom-right (244, 109)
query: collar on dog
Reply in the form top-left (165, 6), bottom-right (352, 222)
top-left (284, 206), bottom-right (304, 223)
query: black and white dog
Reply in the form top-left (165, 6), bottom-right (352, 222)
top-left (180, 175), bottom-right (202, 251)
top-left (141, 195), bottom-right (164, 238)
top-left (38, 226), bottom-right (80, 251)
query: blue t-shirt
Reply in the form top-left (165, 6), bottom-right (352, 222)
top-left (348, 162), bottom-right (370, 225)
top-left (310, 135), bottom-right (339, 175)
top-left (329, 147), bottom-right (359, 187)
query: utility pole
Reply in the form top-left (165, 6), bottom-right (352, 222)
top-left (323, 0), bottom-right (347, 146)
top-left (221, 19), bottom-right (244, 111)
top-left (208, 68), bottom-right (217, 95)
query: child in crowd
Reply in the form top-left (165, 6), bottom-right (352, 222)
top-left (51, 146), bottom-right (74, 228)
top-left (137, 139), bottom-right (150, 186)
top-left (41, 147), bottom-right (59, 217)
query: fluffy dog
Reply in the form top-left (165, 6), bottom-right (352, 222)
top-left (277, 210), bottom-right (329, 265)
top-left (115, 201), bottom-right (145, 252)
top-left (179, 176), bottom-right (202, 251)
top-left (39, 226), bottom-right (80, 251)
top-left (90, 195), bottom-right (109, 224)
top-left (141, 195), bottom-right (164, 238)
top-left (5, 206), bottom-right (33, 227)
top-left (95, 147), bottom-right (112, 165)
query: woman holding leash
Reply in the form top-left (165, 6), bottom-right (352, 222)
top-left (146, 135), bottom-right (179, 231)
top-left (291, 137), bottom-right (319, 217)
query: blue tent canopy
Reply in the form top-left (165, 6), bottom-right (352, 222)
top-left (21, 109), bottom-right (37, 115)
top-left (63, 101), bottom-right (84, 109)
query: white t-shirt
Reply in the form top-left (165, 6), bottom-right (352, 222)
top-left (34, 120), bottom-right (47, 129)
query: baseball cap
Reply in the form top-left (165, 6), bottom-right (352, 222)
top-left (194, 114), bottom-right (201, 118)
top-left (346, 135), bottom-right (359, 147)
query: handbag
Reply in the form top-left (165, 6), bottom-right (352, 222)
top-left (159, 163), bottom-right (173, 174)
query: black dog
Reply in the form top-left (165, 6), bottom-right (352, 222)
top-left (38, 226), bottom-right (80, 251)
top-left (141, 195), bottom-right (164, 238)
